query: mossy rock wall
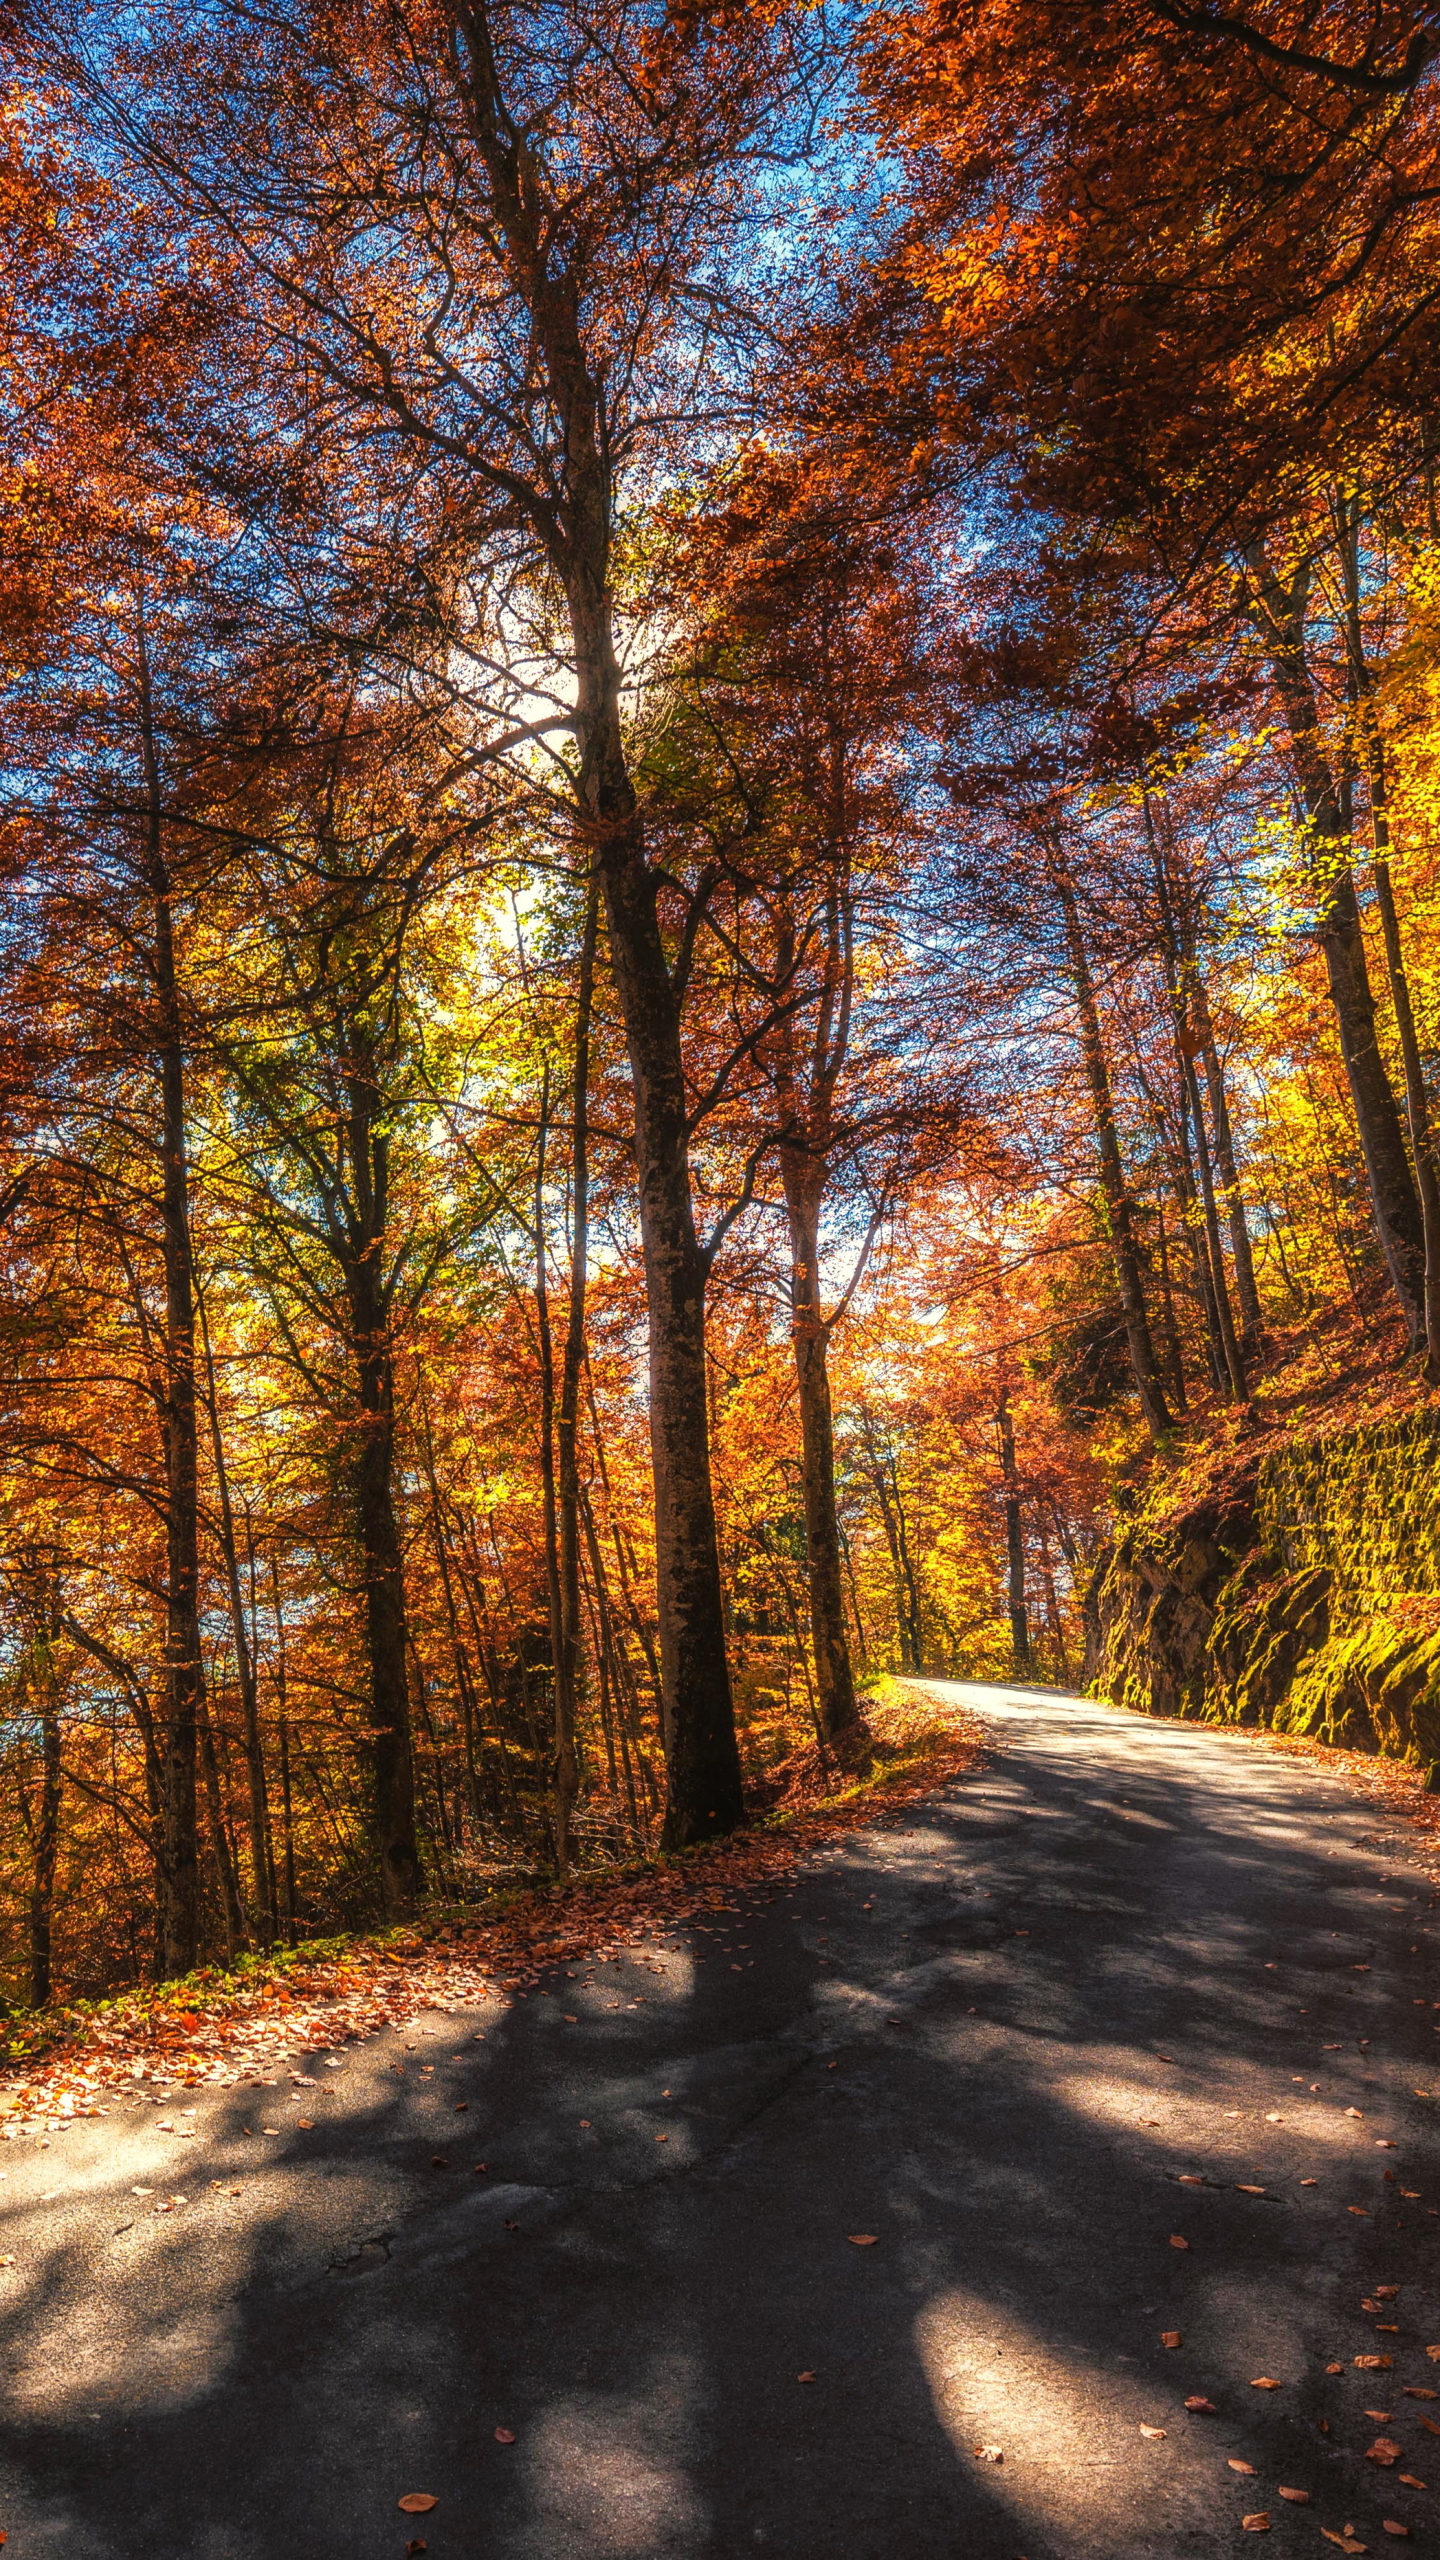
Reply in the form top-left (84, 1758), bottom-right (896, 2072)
top-left (1258, 1407), bottom-right (1440, 1607)
top-left (1084, 1408), bottom-right (1440, 1772)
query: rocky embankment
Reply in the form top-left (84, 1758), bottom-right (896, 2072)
top-left (1083, 1410), bottom-right (1440, 1772)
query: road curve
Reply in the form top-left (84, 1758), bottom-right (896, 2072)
top-left (3, 1681), bottom-right (1438, 2558)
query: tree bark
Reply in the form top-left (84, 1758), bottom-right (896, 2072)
top-left (197, 1288), bottom-right (274, 1944)
top-left (137, 625), bottom-right (203, 1979)
top-left (27, 1644), bottom-right (61, 2010)
top-left (350, 1255), bottom-right (420, 1915)
top-left (445, 8), bottom-right (743, 1849)
top-left (1190, 981), bottom-right (1264, 1344)
top-left (1334, 496), bottom-right (1440, 1377)
top-left (1177, 1032), bottom-right (1249, 1401)
top-left (553, 874), bottom-right (600, 1864)
top-left (998, 1391), bottom-right (1031, 1673)
top-left (337, 1041), bottom-right (421, 1915)
top-left (1243, 540), bottom-right (1425, 1334)
top-left (1055, 872), bottom-right (1173, 1438)
top-left (782, 1163), bottom-right (861, 1740)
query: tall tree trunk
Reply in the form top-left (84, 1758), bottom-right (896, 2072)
top-left (198, 1690), bottom-right (244, 1954)
top-left (554, 874), bottom-right (600, 1865)
top-left (1177, 1032), bottom-right (1248, 1401)
top-left (1055, 872), bottom-right (1173, 1438)
top-left (1135, 1050), bottom-right (1219, 1393)
top-left (571, 595), bottom-right (742, 1846)
top-left (1243, 540), bottom-right (1425, 1335)
top-left (28, 1643), bottom-right (61, 2010)
top-left (998, 1391), bottom-right (1030, 1673)
top-left (781, 1161), bottom-right (860, 1741)
top-left (270, 1560), bottom-right (299, 1945)
top-left (533, 1063), bottom-right (568, 1868)
top-left (443, 22), bottom-right (742, 1849)
top-left (1189, 980), bottom-right (1264, 1345)
top-left (197, 1288), bottom-right (274, 1944)
top-left (1334, 495), bottom-right (1440, 1378)
top-left (352, 1295), bottom-right (420, 1914)
top-left (138, 625), bottom-right (203, 1980)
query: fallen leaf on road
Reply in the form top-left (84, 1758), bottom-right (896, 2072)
top-left (1169, 2234), bottom-right (1190, 2249)
top-left (1177, 2174), bottom-right (1204, 2185)
top-left (1301, 2178), bottom-right (1319, 2186)
top-left (1184, 2396), bottom-right (1217, 2413)
top-left (1278, 2487), bottom-right (1310, 2502)
top-left (397, 2495), bottom-right (437, 2514)
top-left (1139, 2424), bottom-right (1166, 2441)
top-left (1428, 2346), bottom-right (1440, 2361)
top-left (1420, 2418), bottom-right (1440, 2437)
top-left (494, 2428), bottom-right (515, 2444)
top-left (296, 2119), bottom-right (314, 2130)
top-left (1347, 2110), bottom-right (1365, 2120)
top-left (797, 2372), bottom-right (816, 2384)
top-left (1403, 2389), bottom-right (1436, 2400)
top-left (1161, 2331), bottom-right (1182, 2347)
top-left (848, 2235), bottom-right (877, 2246)
top-left (1350, 2208), bottom-right (1371, 2217)
top-left (1251, 2377), bottom-right (1283, 2390)
top-left (1266, 2113), bottom-right (1283, 2123)
top-left (1365, 2411), bottom-right (1394, 2421)
top-left (429, 2157), bottom-right (449, 2170)
top-left (1365, 2440), bottom-right (1403, 2466)
top-left (1321, 2535), bottom-right (1368, 2553)
top-left (453, 2102), bottom-right (467, 2112)
top-left (1382, 2525), bottom-right (1411, 2539)
top-left (1229, 2461), bottom-right (1257, 2474)
top-left (1398, 2476), bottom-right (1427, 2489)
top-left (972, 2444), bottom-right (1003, 2462)
top-left (1236, 2184), bottom-right (1266, 2194)
top-left (1357, 2357), bottom-right (1395, 2370)
top-left (1241, 2515), bottom-right (1270, 2532)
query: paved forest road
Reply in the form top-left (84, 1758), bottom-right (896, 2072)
top-left (4, 1683), bottom-right (1440, 2560)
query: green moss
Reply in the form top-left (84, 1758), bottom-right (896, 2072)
top-left (1090, 1405), bottom-right (1440, 1769)
top-left (1259, 1408), bottom-right (1440, 1607)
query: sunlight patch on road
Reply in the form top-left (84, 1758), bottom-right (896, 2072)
top-left (1044, 2060), bottom-right (1383, 2161)
top-left (915, 2287), bottom-right (1185, 2540)
top-left (517, 2365), bottom-right (707, 2554)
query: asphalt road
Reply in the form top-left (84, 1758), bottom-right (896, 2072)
top-left (3, 1680), bottom-right (1439, 2559)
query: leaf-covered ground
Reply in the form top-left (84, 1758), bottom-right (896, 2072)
top-left (0, 1684), bottom-right (985, 2139)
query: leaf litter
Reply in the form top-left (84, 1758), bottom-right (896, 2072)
top-left (0, 1708), bottom-right (986, 2135)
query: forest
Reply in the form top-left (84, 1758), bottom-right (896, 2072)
top-left (0, 0), bottom-right (1437, 2003)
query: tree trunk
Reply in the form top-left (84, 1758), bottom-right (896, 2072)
top-left (138, 627), bottom-right (203, 1980)
top-left (441, 24), bottom-right (742, 1849)
top-left (571, 589), bottom-right (742, 1847)
top-left (1177, 1033), bottom-right (1248, 1401)
top-left (28, 1674), bottom-right (61, 2010)
top-left (1243, 540), bottom-right (1425, 1334)
top-left (1056, 873), bottom-right (1173, 1438)
top-left (998, 1391), bottom-right (1030, 1673)
top-left (1334, 498), bottom-right (1440, 1377)
top-left (554, 874), bottom-right (600, 1864)
top-left (198, 1289), bottom-right (274, 1944)
top-left (198, 1690), bottom-right (244, 1954)
top-left (353, 1313), bottom-right (420, 1914)
top-left (1190, 981), bottom-right (1264, 1345)
top-left (781, 1163), bottom-right (861, 1740)
top-left (270, 1561), bottom-right (299, 1945)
